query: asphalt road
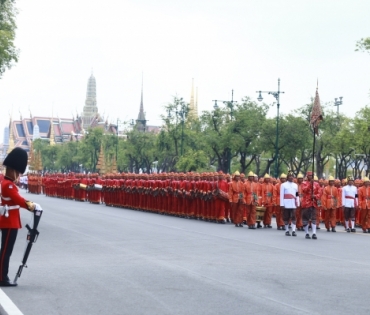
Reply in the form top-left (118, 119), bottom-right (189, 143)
top-left (1, 192), bottom-right (370, 315)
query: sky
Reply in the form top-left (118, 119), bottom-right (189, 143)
top-left (1, 0), bottom-right (370, 142)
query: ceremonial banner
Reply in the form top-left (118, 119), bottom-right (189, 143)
top-left (310, 87), bottom-right (323, 135)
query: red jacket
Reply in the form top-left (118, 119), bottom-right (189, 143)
top-left (301, 180), bottom-right (321, 209)
top-left (0, 177), bottom-right (28, 229)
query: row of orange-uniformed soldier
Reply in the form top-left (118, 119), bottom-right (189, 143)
top-left (31, 171), bottom-right (370, 231)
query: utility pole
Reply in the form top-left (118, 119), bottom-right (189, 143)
top-left (334, 97), bottom-right (343, 178)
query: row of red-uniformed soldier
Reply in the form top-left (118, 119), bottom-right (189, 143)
top-left (28, 171), bottom-right (370, 232)
top-left (27, 173), bottom-right (42, 194)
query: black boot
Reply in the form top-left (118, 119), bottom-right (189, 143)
top-left (0, 276), bottom-right (17, 287)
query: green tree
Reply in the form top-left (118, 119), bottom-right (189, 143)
top-left (56, 141), bottom-right (82, 172)
top-left (200, 105), bottom-right (235, 173)
top-left (356, 37), bottom-right (370, 53)
top-left (82, 128), bottom-right (104, 172)
top-left (124, 129), bottom-right (157, 173)
top-left (231, 98), bottom-right (268, 174)
top-left (0, 0), bottom-right (19, 77)
top-left (330, 116), bottom-right (355, 179)
top-left (32, 138), bottom-right (59, 172)
top-left (354, 106), bottom-right (370, 177)
top-left (175, 149), bottom-right (210, 172)
top-left (157, 96), bottom-right (190, 172)
top-left (278, 114), bottom-right (312, 176)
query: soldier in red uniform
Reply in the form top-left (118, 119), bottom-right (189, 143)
top-left (115, 173), bottom-right (123, 208)
top-left (355, 179), bottom-right (362, 227)
top-left (315, 176), bottom-right (324, 230)
top-left (0, 148), bottom-right (37, 286)
top-left (204, 173), bottom-right (213, 221)
top-left (146, 174), bottom-right (153, 212)
top-left (72, 174), bottom-right (78, 200)
top-left (187, 173), bottom-right (196, 219)
top-left (244, 171), bottom-right (259, 229)
top-left (296, 173), bottom-right (304, 231)
top-left (261, 174), bottom-right (274, 228)
top-left (273, 174), bottom-right (286, 230)
top-left (209, 173), bottom-right (218, 222)
top-left (37, 174), bottom-right (42, 195)
top-left (358, 177), bottom-right (370, 233)
top-left (194, 173), bottom-right (202, 219)
top-left (301, 171), bottom-right (321, 239)
top-left (225, 174), bottom-right (232, 222)
top-left (215, 172), bottom-right (228, 224)
top-left (228, 171), bottom-right (245, 227)
top-left (199, 173), bottom-right (207, 220)
top-left (179, 173), bottom-right (188, 218)
top-left (322, 176), bottom-right (338, 232)
top-left (334, 179), bottom-right (341, 226)
top-left (158, 173), bottom-right (166, 214)
top-left (100, 175), bottom-right (107, 205)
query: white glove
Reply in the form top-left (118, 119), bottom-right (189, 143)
top-left (34, 203), bottom-right (43, 211)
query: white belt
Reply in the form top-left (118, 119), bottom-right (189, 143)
top-left (5, 206), bottom-right (20, 210)
top-left (1, 197), bottom-right (11, 201)
top-left (0, 205), bottom-right (20, 217)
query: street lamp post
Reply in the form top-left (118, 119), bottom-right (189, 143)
top-left (334, 96), bottom-right (343, 115)
top-left (212, 90), bottom-right (237, 173)
top-left (333, 97), bottom-right (343, 178)
top-left (256, 79), bottom-right (284, 178)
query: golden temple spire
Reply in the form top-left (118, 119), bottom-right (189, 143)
top-left (96, 144), bottom-right (106, 175)
top-left (195, 86), bottom-right (198, 116)
top-left (189, 78), bottom-right (198, 119)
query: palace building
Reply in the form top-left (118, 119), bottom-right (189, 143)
top-left (0, 72), bottom-right (167, 163)
top-left (0, 73), bottom-right (116, 159)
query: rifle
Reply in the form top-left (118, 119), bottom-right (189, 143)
top-left (14, 205), bottom-right (43, 284)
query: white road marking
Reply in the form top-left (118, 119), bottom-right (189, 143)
top-left (0, 289), bottom-right (24, 315)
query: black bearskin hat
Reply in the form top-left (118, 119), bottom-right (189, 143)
top-left (3, 147), bottom-right (28, 174)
